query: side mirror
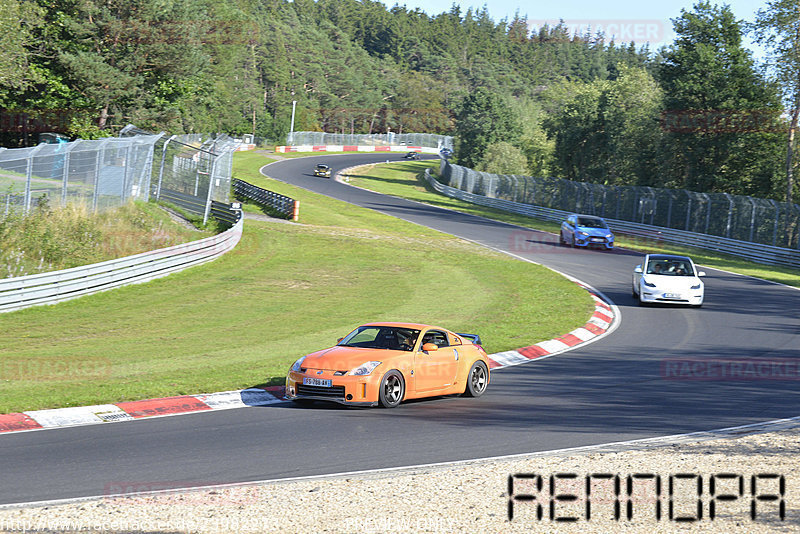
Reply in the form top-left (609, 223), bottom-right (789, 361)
top-left (698, 271), bottom-right (706, 277)
top-left (422, 343), bottom-right (438, 352)
top-left (337, 337), bottom-right (344, 343)
top-left (634, 265), bottom-right (642, 273)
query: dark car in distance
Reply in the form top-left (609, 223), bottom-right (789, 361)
top-left (313, 164), bottom-right (332, 178)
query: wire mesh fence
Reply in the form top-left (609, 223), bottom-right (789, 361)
top-left (0, 127), bottom-right (239, 227)
top-left (150, 133), bottom-right (238, 206)
top-left (0, 135), bottom-right (162, 215)
top-left (287, 131), bottom-right (453, 150)
top-left (439, 160), bottom-right (800, 250)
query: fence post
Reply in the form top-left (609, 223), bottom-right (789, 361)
top-left (202, 151), bottom-right (220, 225)
top-left (60, 141), bottom-right (78, 207)
top-left (92, 138), bottom-right (112, 213)
top-left (293, 200), bottom-right (300, 221)
top-left (156, 135), bottom-right (176, 201)
top-left (724, 193), bottom-right (733, 238)
top-left (747, 197), bottom-right (757, 243)
top-left (24, 145), bottom-right (44, 214)
top-left (770, 200), bottom-right (780, 247)
top-left (684, 191), bottom-right (692, 231)
top-left (137, 133), bottom-right (163, 202)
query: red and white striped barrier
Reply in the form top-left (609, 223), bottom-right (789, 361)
top-left (486, 284), bottom-right (615, 369)
top-left (275, 145), bottom-right (438, 154)
top-left (0, 387), bottom-right (285, 433)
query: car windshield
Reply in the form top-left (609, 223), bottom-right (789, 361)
top-left (646, 259), bottom-right (694, 276)
top-left (339, 326), bottom-right (420, 351)
top-left (316, 165), bottom-right (328, 170)
top-left (577, 217), bottom-right (607, 229)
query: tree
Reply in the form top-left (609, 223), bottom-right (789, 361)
top-left (454, 87), bottom-right (521, 168)
top-left (476, 141), bottom-right (528, 175)
top-left (751, 0), bottom-right (800, 202)
top-left (658, 2), bottom-right (784, 195)
top-left (0, 0), bottom-right (44, 99)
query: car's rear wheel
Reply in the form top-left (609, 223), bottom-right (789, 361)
top-left (463, 361), bottom-right (489, 397)
top-left (378, 370), bottom-right (405, 408)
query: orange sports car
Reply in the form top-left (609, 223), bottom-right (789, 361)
top-left (285, 322), bottom-right (490, 408)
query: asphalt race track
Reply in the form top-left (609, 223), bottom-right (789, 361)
top-left (1, 154), bottom-right (798, 506)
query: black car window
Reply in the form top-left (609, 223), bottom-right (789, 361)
top-left (421, 330), bottom-right (449, 347)
top-left (577, 217), bottom-right (607, 228)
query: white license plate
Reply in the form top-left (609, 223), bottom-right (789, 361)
top-left (590, 238), bottom-right (603, 242)
top-left (303, 377), bottom-right (332, 387)
top-left (663, 293), bottom-right (680, 299)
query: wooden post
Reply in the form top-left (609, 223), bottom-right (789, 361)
top-left (293, 200), bottom-right (300, 221)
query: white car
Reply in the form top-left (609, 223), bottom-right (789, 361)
top-left (632, 254), bottom-right (706, 307)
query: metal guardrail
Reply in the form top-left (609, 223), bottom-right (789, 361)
top-left (233, 179), bottom-right (298, 220)
top-left (159, 188), bottom-right (206, 217)
top-left (158, 188), bottom-right (240, 227)
top-left (0, 208), bottom-right (243, 313)
top-left (424, 169), bottom-right (800, 270)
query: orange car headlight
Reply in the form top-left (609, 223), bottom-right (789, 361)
top-left (290, 356), bottom-right (306, 372)
top-left (347, 361), bottom-right (382, 376)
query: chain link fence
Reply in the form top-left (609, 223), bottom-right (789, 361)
top-left (439, 160), bottom-right (800, 250)
top-left (0, 127), bottom-right (239, 227)
top-left (149, 132), bottom-right (238, 212)
top-left (288, 131), bottom-right (453, 151)
top-left (0, 134), bottom-right (163, 215)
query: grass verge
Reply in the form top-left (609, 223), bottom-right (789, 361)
top-left (0, 152), bottom-right (592, 413)
top-left (343, 160), bottom-right (800, 289)
top-left (0, 201), bottom-right (212, 278)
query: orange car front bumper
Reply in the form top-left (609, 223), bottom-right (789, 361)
top-left (286, 370), bottom-right (383, 406)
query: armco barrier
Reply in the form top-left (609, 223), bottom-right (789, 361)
top-left (424, 169), bottom-right (800, 270)
top-left (233, 179), bottom-right (298, 220)
top-left (0, 210), bottom-right (243, 313)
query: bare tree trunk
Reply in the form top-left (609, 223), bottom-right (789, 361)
top-left (98, 104), bottom-right (109, 130)
top-left (787, 94), bottom-right (799, 203)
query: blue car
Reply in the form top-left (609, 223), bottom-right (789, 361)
top-left (560, 214), bottom-right (615, 250)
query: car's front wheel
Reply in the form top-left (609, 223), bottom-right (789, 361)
top-left (378, 370), bottom-right (405, 408)
top-left (463, 361), bottom-right (489, 397)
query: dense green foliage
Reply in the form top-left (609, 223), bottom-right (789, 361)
top-left (1, 0), bottom-right (795, 201)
